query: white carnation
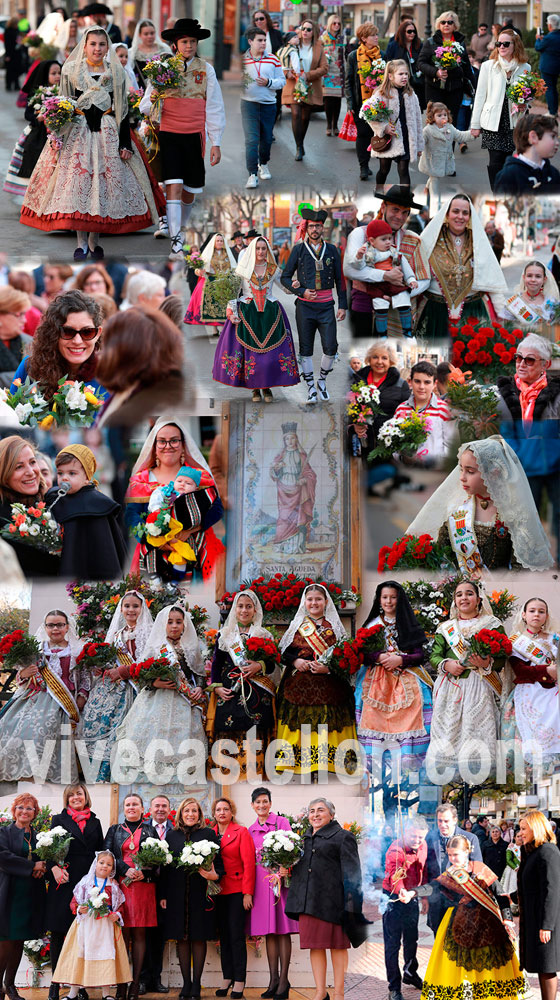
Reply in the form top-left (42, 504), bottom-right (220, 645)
top-left (64, 384), bottom-right (88, 411)
top-left (15, 402), bottom-right (33, 422)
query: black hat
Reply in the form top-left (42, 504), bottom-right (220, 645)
top-left (161, 17), bottom-right (211, 42)
top-left (79, 3), bottom-right (113, 15)
top-left (376, 186), bottom-right (422, 210)
top-left (300, 207), bottom-right (328, 224)
top-left (231, 230), bottom-right (244, 240)
top-left (245, 229), bottom-right (260, 239)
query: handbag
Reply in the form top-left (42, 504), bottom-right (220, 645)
top-left (368, 132), bottom-right (392, 152)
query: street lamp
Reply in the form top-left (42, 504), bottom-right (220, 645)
top-left (425, 0), bottom-right (432, 38)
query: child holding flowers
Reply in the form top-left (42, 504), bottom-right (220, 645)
top-left (52, 851), bottom-right (131, 1000)
top-left (360, 60), bottom-right (423, 192)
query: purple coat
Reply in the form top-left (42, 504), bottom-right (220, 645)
top-left (247, 813), bottom-right (299, 936)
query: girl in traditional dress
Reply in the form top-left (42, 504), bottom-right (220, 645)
top-left (355, 580), bottom-right (432, 772)
top-left (406, 435), bottom-right (554, 574)
top-left (399, 834), bottom-right (524, 1000)
top-left (184, 233), bottom-right (238, 327)
top-left (276, 584), bottom-right (358, 776)
top-left (416, 194), bottom-right (508, 339)
top-left (115, 605), bottom-right (207, 782)
top-left (500, 259), bottom-right (559, 333)
top-left (212, 236), bottom-right (300, 403)
top-left (128, 18), bottom-right (171, 88)
top-left (21, 26), bottom-right (159, 261)
top-left (501, 597), bottom-right (560, 760)
top-left (0, 609), bottom-right (85, 783)
top-left (207, 590), bottom-right (279, 780)
top-left (52, 851), bottom-right (131, 1000)
top-left (426, 580), bottom-right (507, 780)
top-left (77, 590), bottom-right (154, 782)
top-left (3, 60), bottom-right (62, 201)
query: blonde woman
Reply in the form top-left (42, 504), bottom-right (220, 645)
top-left (418, 11), bottom-right (473, 123)
top-left (518, 811), bottom-right (560, 1000)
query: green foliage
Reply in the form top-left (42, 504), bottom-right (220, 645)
top-left (0, 603), bottom-right (29, 635)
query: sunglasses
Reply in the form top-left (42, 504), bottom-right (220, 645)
top-left (254, 16), bottom-right (266, 20)
top-left (497, 40), bottom-right (512, 47)
top-left (439, 19), bottom-right (454, 25)
top-left (514, 354), bottom-right (540, 365)
top-left (406, 28), bottom-right (416, 32)
top-left (60, 325), bottom-right (99, 340)
top-left (301, 26), bottom-right (313, 31)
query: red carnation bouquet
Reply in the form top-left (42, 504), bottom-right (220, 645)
top-left (450, 318), bottom-right (524, 382)
top-left (355, 624), bottom-right (386, 654)
top-left (129, 655), bottom-right (177, 689)
top-left (244, 636), bottom-right (281, 670)
top-left (0, 629), bottom-right (41, 670)
top-left (319, 639), bottom-right (364, 678)
top-left (468, 629), bottom-right (512, 659)
top-left (378, 534), bottom-right (455, 573)
top-left (75, 641), bottom-right (118, 674)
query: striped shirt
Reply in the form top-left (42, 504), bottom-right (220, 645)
top-left (394, 392), bottom-right (454, 461)
top-left (243, 53), bottom-right (286, 104)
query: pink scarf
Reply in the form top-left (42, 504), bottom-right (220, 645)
top-left (514, 372), bottom-right (548, 422)
top-left (67, 806), bottom-right (91, 833)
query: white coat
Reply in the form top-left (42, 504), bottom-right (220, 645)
top-left (418, 123), bottom-right (474, 177)
top-left (365, 86), bottom-right (424, 159)
top-left (470, 58), bottom-right (531, 133)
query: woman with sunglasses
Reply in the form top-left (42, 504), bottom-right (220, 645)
top-left (251, 9), bottom-right (283, 54)
top-left (470, 28), bottom-right (531, 190)
top-left (10, 290), bottom-right (107, 412)
top-left (282, 19), bottom-right (327, 160)
top-left (496, 333), bottom-right (560, 424)
top-left (320, 14), bottom-right (345, 135)
top-left (418, 11), bottom-right (473, 124)
top-left (385, 20), bottom-right (425, 109)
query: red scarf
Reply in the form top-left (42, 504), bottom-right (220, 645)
top-left (367, 371), bottom-right (387, 388)
top-left (67, 806), bottom-right (91, 832)
top-left (514, 372), bottom-right (548, 422)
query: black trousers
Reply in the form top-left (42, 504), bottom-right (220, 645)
top-left (353, 110), bottom-right (373, 168)
top-left (216, 893), bottom-right (247, 982)
top-left (487, 149), bottom-right (510, 191)
top-left (142, 922), bottom-right (166, 985)
top-left (295, 298), bottom-right (338, 356)
top-left (382, 897), bottom-right (419, 991)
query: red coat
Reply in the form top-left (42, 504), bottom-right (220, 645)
top-left (212, 822), bottom-right (256, 895)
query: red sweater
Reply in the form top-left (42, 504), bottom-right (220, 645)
top-left (212, 822), bottom-right (256, 895)
top-left (382, 840), bottom-right (427, 895)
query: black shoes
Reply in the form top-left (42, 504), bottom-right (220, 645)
top-left (274, 984), bottom-right (290, 1000)
top-left (216, 983), bottom-right (234, 997)
top-left (78, 991), bottom-right (90, 1000)
top-left (388, 991), bottom-right (404, 1000)
top-left (261, 985), bottom-right (279, 998)
top-left (403, 974), bottom-right (423, 989)
top-left (360, 168), bottom-right (370, 181)
top-left (153, 984), bottom-right (169, 994)
top-left (295, 145), bottom-right (305, 160)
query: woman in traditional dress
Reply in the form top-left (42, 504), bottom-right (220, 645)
top-left (501, 597), bottom-right (560, 760)
top-left (21, 26), bottom-right (159, 261)
top-left (125, 417), bottom-right (224, 581)
top-left (115, 605), bottom-right (207, 782)
top-left (500, 259), bottom-right (559, 333)
top-left (3, 60), bottom-right (62, 201)
top-left (128, 18), bottom-right (171, 88)
top-left (207, 590), bottom-right (278, 780)
top-left (248, 787), bottom-right (298, 998)
top-left (77, 590), bottom-right (154, 782)
top-left (416, 194), bottom-right (507, 339)
top-left (0, 609), bottom-right (85, 783)
top-left (184, 233), bottom-right (238, 327)
top-left (399, 834), bottom-right (523, 1000)
top-left (426, 580), bottom-right (507, 780)
top-left (355, 580), bottom-right (432, 772)
top-left (104, 793), bottom-right (158, 1000)
top-left (270, 422), bottom-right (317, 555)
top-left (406, 435), bottom-right (554, 574)
top-left (212, 236), bottom-right (300, 403)
top-left (159, 797), bottom-right (224, 1000)
top-left (276, 584), bottom-right (358, 776)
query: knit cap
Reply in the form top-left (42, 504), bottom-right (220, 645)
top-left (366, 219), bottom-right (393, 240)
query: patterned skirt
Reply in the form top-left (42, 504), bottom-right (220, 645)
top-left (212, 299), bottom-right (300, 390)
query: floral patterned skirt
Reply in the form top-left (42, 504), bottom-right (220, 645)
top-left (212, 300), bottom-right (300, 389)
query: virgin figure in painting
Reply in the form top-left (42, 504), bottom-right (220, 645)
top-left (270, 422), bottom-right (317, 555)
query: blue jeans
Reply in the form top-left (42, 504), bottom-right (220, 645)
top-left (542, 72), bottom-right (559, 116)
top-left (241, 99), bottom-right (276, 174)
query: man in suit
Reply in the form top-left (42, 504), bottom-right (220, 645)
top-left (472, 814), bottom-right (490, 846)
top-left (140, 796), bottom-right (175, 995)
top-left (425, 803), bottom-right (482, 934)
top-left (406, 206), bottom-right (430, 234)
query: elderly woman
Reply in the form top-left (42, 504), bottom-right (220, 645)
top-left (418, 11), bottom-right (473, 124)
top-left (125, 270), bottom-right (167, 312)
top-left (0, 435), bottom-right (60, 576)
top-left (46, 783), bottom-right (104, 1000)
top-left (282, 19), bottom-right (327, 160)
top-left (518, 811), bottom-right (560, 1000)
top-left (500, 260), bottom-right (559, 331)
top-left (211, 797), bottom-right (256, 1000)
top-left (345, 22), bottom-right (384, 180)
top-left (535, 15), bottom-right (560, 117)
top-left (351, 340), bottom-right (409, 496)
top-left (11, 289), bottom-right (107, 405)
top-left (285, 798), bottom-right (365, 1000)
top-left (0, 288), bottom-right (33, 388)
top-left (497, 333), bottom-right (560, 424)
top-left (0, 793), bottom-right (47, 1000)
top-left (482, 825), bottom-right (508, 879)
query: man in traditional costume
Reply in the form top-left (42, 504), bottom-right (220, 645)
top-left (79, 1), bottom-right (122, 42)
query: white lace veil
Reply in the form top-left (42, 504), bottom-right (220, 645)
top-left (419, 194), bottom-right (508, 298)
top-left (112, 42), bottom-right (138, 89)
top-left (104, 590), bottom-right (154, 658)
top-left (510, 599), bottom-right (560, 639)
top-left (201, 233), bottom-right (237, 272)
top-left (143, 604), bottom-right (204, 676)
top-left (406, 436), bottom-right (554, 571)
top-left (129, 18), bottom-right (171, 61)
top-left (35, 610), bottom-right (82, 658)
top-left (74, 851), bottom-right (125, 909)
top-left (514, 258), bottom-right (559, 303)
top-left (236, 236), bottom-right (279, 281)
top-left (218, 589), bottom-right (273, 653)
top-left (62, 26), bottom-right (127, 126)
top-left (279, 584), bottom-right (347, 651)
top-left (131, 416), bottom-right (211, 477)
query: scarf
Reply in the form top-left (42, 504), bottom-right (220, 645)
top-left (67, 806), bottom-right (91, 832)
top-left (514, 371), bottom-right (548, 423)
top-left (357, 42), bottom-right (381, 102)
top-left (430, 223), bottom-right (474, 311)
top-left (497, 55), bottom-right (518, 79)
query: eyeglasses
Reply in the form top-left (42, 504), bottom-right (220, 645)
top-left (60, 325), bottom-right (99, 340)
top-left (439, 19), bottom-right (454, 25)
top-left (406, 29), bottom-right (416, 33)
top-left (514, 354), bottom-right (540, 365)
top-left (45, 621), bottom-right (66, 628)
top-left (155, 436), bottom-right (182, 448)
top-left (497, 40), bottom-right (512, 47)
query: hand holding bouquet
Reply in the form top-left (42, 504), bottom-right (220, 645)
top-left (40, 94), bottom-right (78, 147)
top-left (368, 412), bottom-right (429, 461)
top-left (359, 97), bottom-right (394, 126)
top-left (355, 623), bottom-right (386, 654)
top-left (468, 629), bottom-right (512, 661)
top-left (433, 40), bottom-right (464, 88)
top-left (347, 380), bottom-right (383, 426)
top-left (129, 655), bottom-right (178, 690)
top-left (0, 502), bottom-right (61, 555)
top-left (259, 830), bottom-right (303, 895)
top-left (244, 635), bottom-right (281, 671)
top-left (143, 52), bottom-right (184, 91)
top-left (35, 826), bottom-right (73, 866)
top-left (177, 839), bottom-right (221, 897)
top-left (293, 74), bottom-right (310, 103)
top-left (86, 885), bottom-right (111, 918)
top-left (317, 639), bottom-right (363, 678)
top-left (124, 837), bottom-right (173, 886)
top-left (0, 629), bottom-right (41, 670)
top-left (506, 71), bottom-right (547, 114)
top-left (75, 641), bottom-right (118, 675)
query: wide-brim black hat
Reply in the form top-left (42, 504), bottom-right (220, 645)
top-left (300, 207), bottom-right (328, 223)
top-left (79, 3), bottom-right (113, 15)
top-left (231, 230), bottom-right (244, 239)
top-left (376, 185), bottom-right (423, 210)
top-left (245, 229), bottom-right (260, 239)
top-left (161, 17), bottom-right (211, 42)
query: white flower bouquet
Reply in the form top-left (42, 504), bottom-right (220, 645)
top-left (49, 378), bottom-right (105, 427)
top-left (0, 378), bottom-right (50, 427)
top-left (0, 501), bottom-right (61, 555)
top-left (258, 829), bottom-right (303, 895)
top-left (86, 885), bottom-right (111, 919)
top-left (177, 839), bottom-right (221, 897)
top-left (124, 837), bottom-right (173, 885)
top-left (35, 826), bottom-right (73, 865)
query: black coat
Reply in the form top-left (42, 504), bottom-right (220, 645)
top-left (426, 826), bottom-right (482, 880)
top-left (0, 495), bottom-right (61, 577)
top-left (280, 241), bottom-right (348, 310)
top-left (104, 822), bottom-right (160, 882)
top-left (494, 154), bottom-right (560, 196)
top-left (355, 365), bottom-right (409, 454)
top-left (518, 842), bottom-right (560, 973)
top-left (45, 809), bottom-right (104, 933)
top-left (482, 838), bottom-right (508, 880)
top-left (418, 31), bottom-right (473, 102)
top-left (46, 483), bottom-right (127, 579)
top-left (159, 827), bottom-right (224, 941)
top-left (285, 820), bottom-right (363, 928)
top-left (0, 823), bottom-right (47, 939)
top-left (344, 47), bottom-right (385, 113)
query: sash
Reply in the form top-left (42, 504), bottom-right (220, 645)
top-left (447, 496), bottom-right (484, 576)
top-left (439, 620), bottom-right (502, 696)
top-left (225, 629), bottom-right (278, 710)
top-left (116, 645), bottom-right (137, 693)
top-left (504, 293), bottom-right (542, 325)
top-left (444, 868), bottom-right (503, 924)
top-left (510, 631), bottom-right (558, 665)
top-left (298, 617), bottom-right (333, 659)
top-left (39, 660), bottom-right (80, 725)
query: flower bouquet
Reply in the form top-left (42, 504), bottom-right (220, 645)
top-left (489, 589), bottom-right (517, 621)
top-left (317, 638), bottom-right (363, 678)
top-left (343, 820), bottom-right (363, 843)
top-left (506, 71), bottom-right (547, 114)
top-left (0, 502), bottom-right (61, 555)
top-left (278, 810), bottom-right (310, 838)
top-left (355, 623), bottom-right (386, 654)
top-left (124, 837), bottom-right (173, 885)
top-left (357, 58), bottom-right (386, 92)
top-left (0, 629), bottom-right (41, 670)
top-left (23, 31), bottom-right (42, 47)
top-left (0, 379), bottom-right (50, 427)
top-left (28, 84), bottom-right (59, 115)
top-left (49, 379), bottom-right (105, 427)
top-left (450, 318), bottom-right (523, 382)
top-left (293, 74), bottom-right (310, 103)
top-left (446, 370), bottom-right (499, 440)
top-left (23, 937), bottom-right (50, 988)
top-left (134, 503), bottom-right (173, 543)
top-left (129, 654), bottom-right (177, 690)
top-left (40, 94), bottom-right (78, 148)
top-left (143, 52), bottom-right (184, 90)
top-left (75, 641), bottom-right (118, 675)
top-left (468, 629), bottom-right (512, 659)
top-left (359, 97), bottom-right (393, 127)
top-left (244, 635), bottom-right (281, 670)
top-left (259, 829), bottom-right (303, 894)
top-left (35, 826), bottom-right (73, 866)
top-left (433, 40), bottom-right (464, 88)
top-left (184, 249), bottom-right (204, 270)
top-left (127, 87), bottom-right (144, 126)
top-left (347, 380), bottom-right (382, 426)
top-left (378, 534), bottom-right (455, 573)
top-left (368, 411), bottom-right (429, 461)
top-left (86, 885), bottom-right (111, 918)
top-left (177, 839), bottom-right (222, 897)
top-left (207, 272), bottom-right (243, 313)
